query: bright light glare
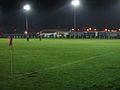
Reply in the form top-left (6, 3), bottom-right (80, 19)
top-left (105, 29), bottom-right (107, 31)
top-left (94, 29), bottom-right (97, 31)
top-left (23, 4), bottom-right (31, 11)
top-left (87, 29), bottom-right (89, 31)
top-left (72, 0), bottom-right (80, 7)
top-left (89, 28), bottom-right (92, 30)
top-left (25, 31), bottom-right (28, 34)
top-left (72, 29), bottom-right (74, 31)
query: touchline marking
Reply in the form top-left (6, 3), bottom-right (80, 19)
top-left (14, 52), bottom-right (114, 78)
top-left (43, 52), bottom-right (114, 71)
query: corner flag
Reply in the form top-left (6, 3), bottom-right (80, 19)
top-left (9, 35), bottom-right (13, 46)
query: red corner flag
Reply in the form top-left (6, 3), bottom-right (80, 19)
top-left (9, 35), bottom-right (13, 46)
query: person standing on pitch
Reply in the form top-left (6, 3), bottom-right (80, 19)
top-left (9, 35), bottom-right (13, 46)
top-left (27, 35), bottom-right (29, 42)
top-left (0, 34), bottom-right (1, 43)
top-left (39, 34), bottom-right (42, 41)
top-left (39, 32), bottom-right (42, 41)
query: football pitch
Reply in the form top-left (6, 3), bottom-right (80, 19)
top-left (0, 39), bottom-right (120, 90)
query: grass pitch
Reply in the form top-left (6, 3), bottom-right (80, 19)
top-left (0, 39), bottom-right (120, 90)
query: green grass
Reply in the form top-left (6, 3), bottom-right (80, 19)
top-left (0, 39), bottom-right (120, 90)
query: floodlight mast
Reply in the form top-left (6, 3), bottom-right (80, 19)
top-left (23, 4), bottom-right (31, 41)
top-left (71, 0), bottom-right (80, 30)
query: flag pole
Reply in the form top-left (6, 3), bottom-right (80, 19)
top-left (9, 35), bottom-right (13, 78)
top-left (10, 46), bottom-right (13, 78)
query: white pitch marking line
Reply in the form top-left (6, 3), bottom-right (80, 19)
top-left (43, 52), bottom-right (114, 71)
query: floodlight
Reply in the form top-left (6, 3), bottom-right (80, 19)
top-left (72, 0), bottom-right (80, 7)
top-left (23, 4), bottom-right (31, 11)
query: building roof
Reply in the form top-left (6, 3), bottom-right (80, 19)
top-left (41, 28), bottom-right (70, 33)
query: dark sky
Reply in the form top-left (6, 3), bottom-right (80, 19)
top-left (0, 0), bottom-right (120, 32)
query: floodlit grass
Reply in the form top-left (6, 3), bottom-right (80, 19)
top-left (0, 39), bottom-right (120, 90)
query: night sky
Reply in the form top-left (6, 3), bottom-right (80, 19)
top-left (0, 0), bottom-right (120, 32)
